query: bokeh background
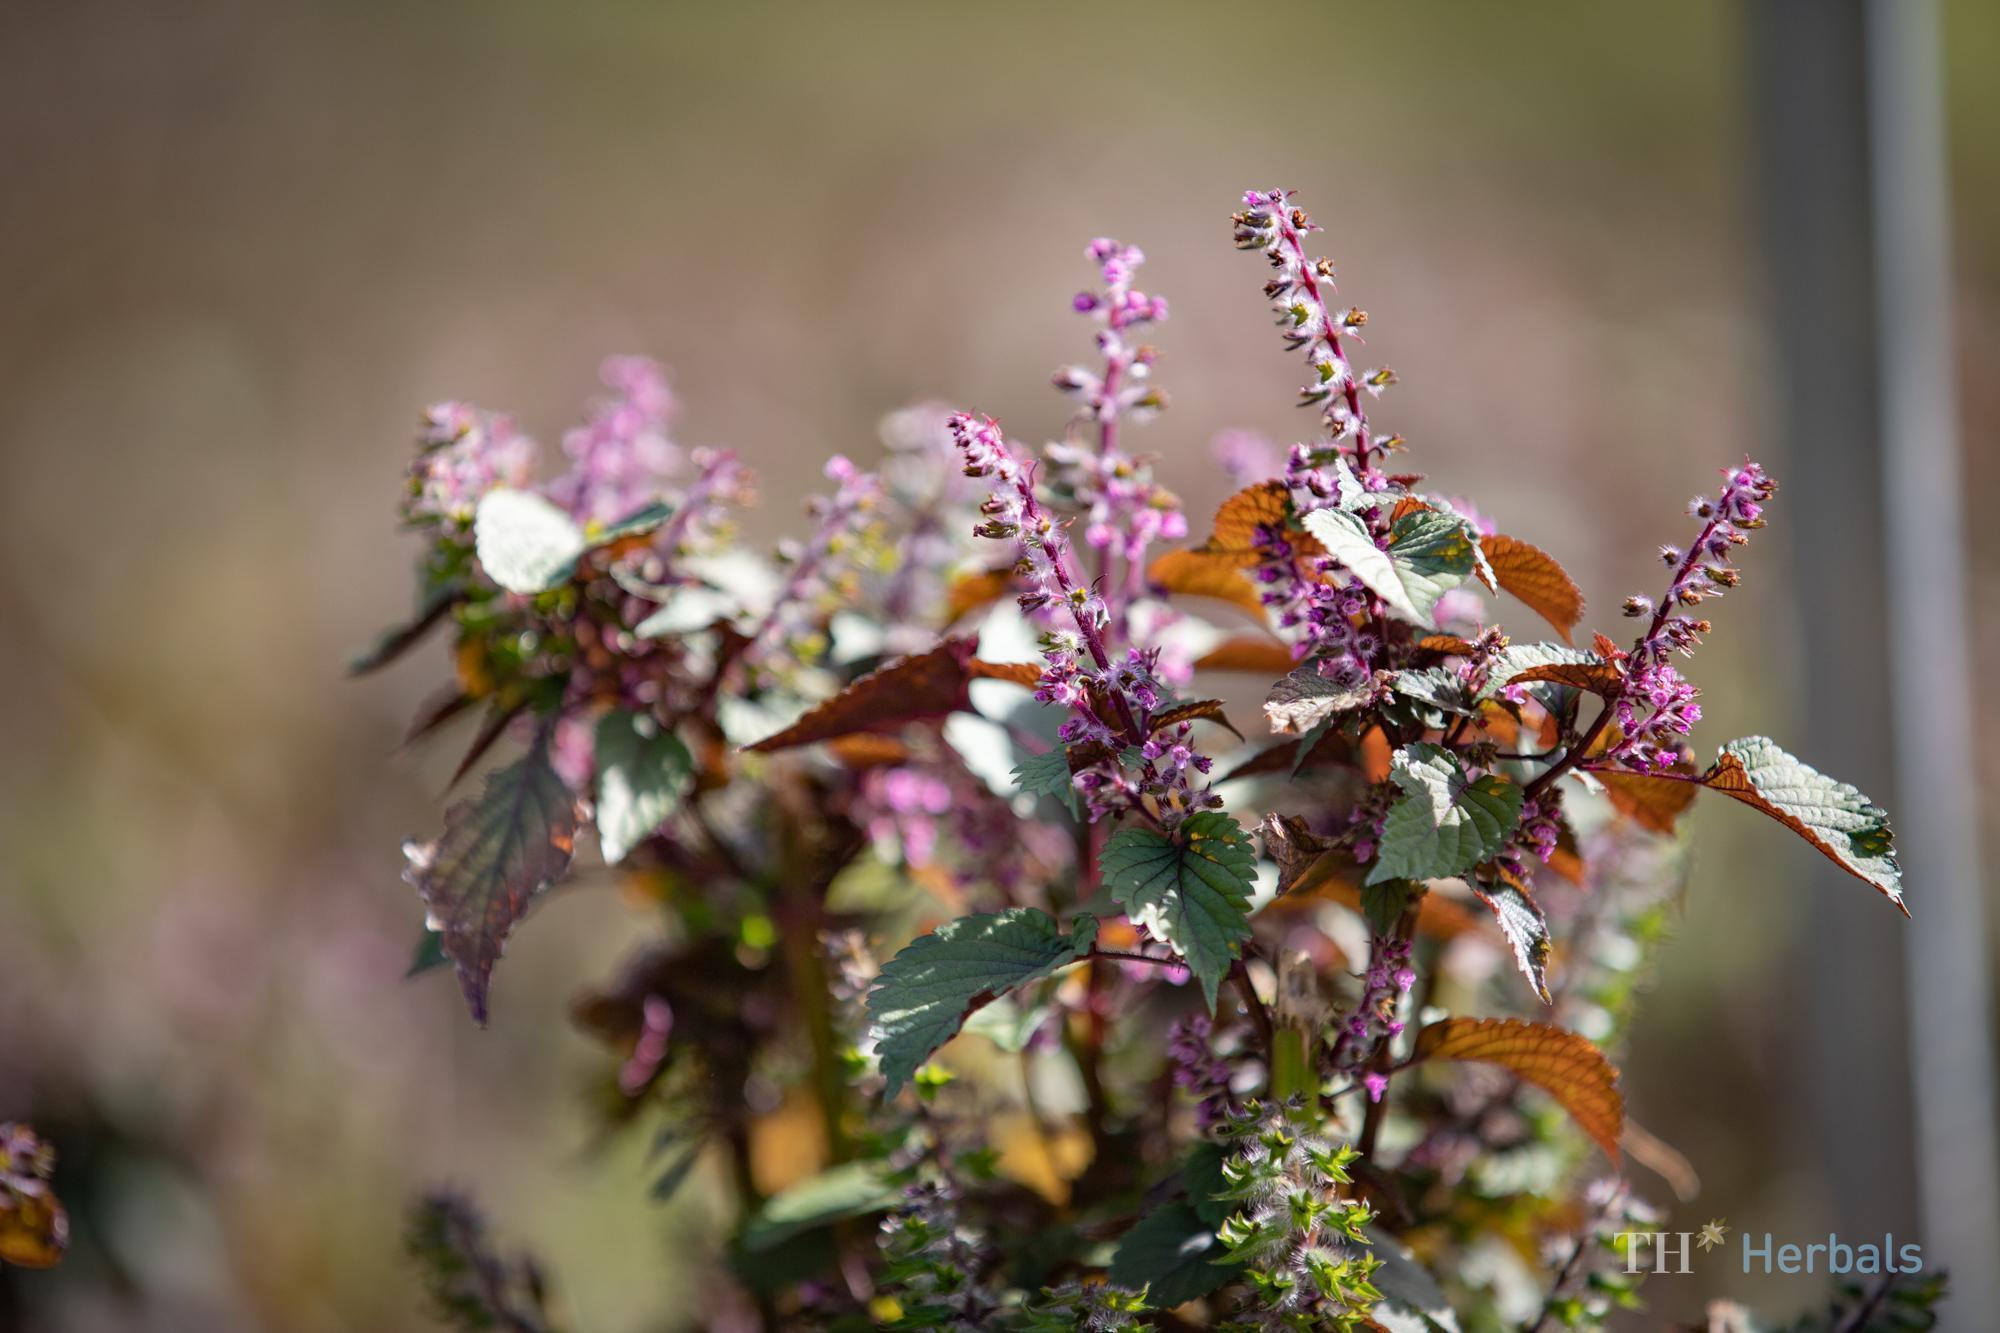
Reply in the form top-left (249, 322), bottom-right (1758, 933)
top-left (2, 1), bottom-right (1996, 1329)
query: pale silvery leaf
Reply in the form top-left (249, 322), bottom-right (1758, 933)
top-left (473, 489), bottom-right (586, 594)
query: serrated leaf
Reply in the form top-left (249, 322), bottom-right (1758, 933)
top-left (1597, 769), bottom-right (1699, 834)
top-left (740, 1161), bottom-right (904, 1252)
top-left (746, 637), bottom-right (983, 752)
top-left (1369, 744), bottom-right (1524, 885)
top-left (1146, 549), bottom-right (1269, 623)
top-left (1302, 507), bottom-right (1480, 628)
top-left (1414, 1017), bottom-right (1623, 1160)
top-left (1701, 737), bottom-right (1904, 912)
top-left (1011, 746), bottom-right (1080, 817)
top-left (1361, 878), bottom-right (1416, 936)
top-left (1199, 481), bottom-right (1301, 566)
top-left (402, 739), bottom-right (581, 1023)
top-left (1192, 635), bottom-right (1297, 674)
top-left (1507, 661), bottom-right (1622, 695)
top-left (1108, 1201), bottom-right (1236, 1308)
top-left (1264, 666), bottom-right (1372, 735)
top-left (1470, 871), bottom-right (1553, 1001)
top-left (594, 711), bottom-right (693, 863)
top-left (1390, 666), bottom-right (1479, 718)
top-left (473, 489), bottom-right (586, 594)
top-left (1180, 1142), bottom-right (1232, 1228)
top-left (1151, 697), bottom-right (1242, 739)
top-left (866, 909), bottom-right (1098, 1095)
top-left (1484, 533), bottom-right (1585, 644)
top-left (1098, 812), bottom-right (1256, 1009)
top-left (1481, 642), bottom-right (1603, 701)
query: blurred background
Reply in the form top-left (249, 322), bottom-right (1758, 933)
top-left (2, 1), bottom-right (1995, 1328)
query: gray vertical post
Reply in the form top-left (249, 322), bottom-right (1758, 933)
top-left (1747, 0), bottom-right (1919, 1257)
top-left (1866, 0), bottom-right (2000, 1317)
top-left (1751, 1), bottom-right (1999, 1322)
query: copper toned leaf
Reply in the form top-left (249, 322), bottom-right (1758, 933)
top-left (945, 568), bottom-right (1012, 625)
top-left (1192, 635), bottom-right (1297, 675)
top-left (1484, 534), bottom-right (1585, 644)
top-left (1201, 481), bottom-right (1296, 566)
top-left (1507, 661), bottom-right (1623, 696)
top-left (1146, 550), bottom-right (1269, 623)
top-left (1151, 698), bottom-right (1243, 740)
top-left (1414, 1017), bottom-right (1624, 1160)
top-left (1597, 769), bottom-right (1700, 835)
top-left (746, 638), bottom-right (984, 753)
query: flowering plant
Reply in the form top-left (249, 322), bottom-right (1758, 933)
top-left (359, 189), bottom-right (1931, 1331)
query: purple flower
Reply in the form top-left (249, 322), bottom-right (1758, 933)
top-left (1605, 461), bottom-right (1776, 770)
top-left (546, 356), bottom-right (681, 528)
top-left (405, 402), bottom-right (537, 524)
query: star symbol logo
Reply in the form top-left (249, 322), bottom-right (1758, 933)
top-left (1696, 1218), bottom-right (1729, 1251)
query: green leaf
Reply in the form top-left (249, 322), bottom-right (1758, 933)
top-left (402, 738), bottom-right (581, 1023)
top-left (1180, 1142), bottom-right (1232, 1228)
top-left (1108, 1201), bottom-right (1237, 1309)
top-left (1390, 666), bottom-right (1478, 718)
top-left (1012, 746), bottom-right (1080, 817)
top-left (866, 909), bottom-right (1097, 1096)
top-left (1361, 879), bottom-right (1417, 936)
top-left (1703, 736), bottom-right (1904, 912)
top-left (1363, 1223), bottom-right (1463, 1332)
top-left (1098, 811), bottom-right (1257, 1010)
top-left (1368, 743), bottom-right (1524, 885)
top-left (1301, 507), bottom-right (1481, 627)
top-left (960, 996), bottom-right (1044, 1053)
top-left (405, 928), bottom-right (448, 979)
top-left (592, 500), bottom-right (671, 543)
top-left (740, 1161), bottom-right (904, 1253)
top-left (473, 489), bottom-right (585, 594)
top-left (1264, 666), bottom-right (1373, 735)
top-left (594, 711), bottom-right (693, 864)
top-left (1470, 872), bottom-right (1553, 1002)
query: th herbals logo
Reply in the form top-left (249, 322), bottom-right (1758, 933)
top-left (1618, 1219), bottom-right (1924, 1276)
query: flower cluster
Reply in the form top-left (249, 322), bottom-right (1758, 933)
top-left (1330, 939), bottom-right (1415, 1095)
top-left (546, 356), bottom-right (681, 527)
top-left (405, 401), bottom-right (536, 525)
top-left (952, 412), bottom-right (1221, 828)
top-left (745, 454), bottom-right (888, 677)
top-left (1606, 461), bottom-right (1778, 770)
top-left (1048, 241), bottom-right (1187, 611)
top-left (1233, 190), bottom-right (1401, 475)
top-left (1213, 1101), bottom-right (1382, 1330)
top-left (1168, 1014), bottom-right (1244, 1130)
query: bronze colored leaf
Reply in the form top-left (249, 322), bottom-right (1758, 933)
top-left (1413, 1017), bottom-right (1624, 1160)
top-left (1202, 480), bottom-right (1295, 565)
top-left (1484, 534), bottom-right (1585, 645)
top-left (945, 568), bottom-right (1012, 625)
top-left (1506, 661), bottom-right (1623, 696)
top-left (1217, 729), bottom-right (1360, 782)
top-left (966, 659), bottom-right (1044, 689)
top-left (746, 638), bottom-right (987, 753)
top-left (1417, 634), bottom-right (1476, 657)
top-left (1193, 635), bottom-right (1297, 674)
top-left (1151, 698), bottom-right (1243, 740)
top-left (1598, 769), bottom-right (1699, 834)
top-left (824, 735), bottom-right (911, 769)
top-left (1146, 550), bottom-right (1269, 623)
top-left (1389, 495), bottom-right (1431, 525)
